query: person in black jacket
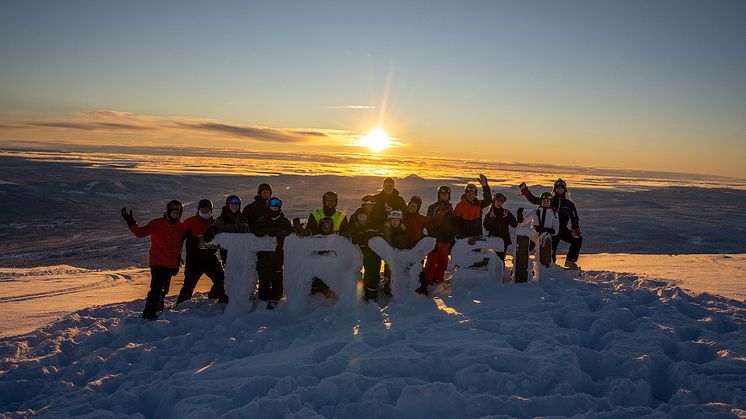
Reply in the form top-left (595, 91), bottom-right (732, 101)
top-left (483, 192), bottom-right (517, 261)
top-left (371, 177), bottom-right (408, 229)
top-left (243, 183), bottom-right (272, 231)
top-left (253, 197), bottom-right (293, 309)
top-left (347, 206), bottom-right (383, 302)
top-left (519, 178), bottom-right (582, 267)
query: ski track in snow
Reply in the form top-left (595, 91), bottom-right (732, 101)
top-left (1, 270), bottom-right (745, 418)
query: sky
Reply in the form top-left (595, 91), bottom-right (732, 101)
top-left (1, 0), bottom-right (745, 178)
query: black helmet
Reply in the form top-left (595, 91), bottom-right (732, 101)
top-left (166, 199), bottom-right (183, 213)
top-left (554, 178), bottom-right (567, 190)
top-left (437, 185), bottom-right (451, 196)
top-left (464, 183), bottom-right (478, 193)
top-left (226, 195), bottom-right (242, 206)
top-left (267, 197), bottom-right (283, 208)
top-left (492, 192), bottom-right (507, 202)
top-left (197, 199), bottom-right (213, 210)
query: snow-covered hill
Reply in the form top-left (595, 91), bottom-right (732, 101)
top-left (2, 268), bottom-right (744, 418)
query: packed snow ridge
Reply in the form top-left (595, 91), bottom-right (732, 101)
top-left (2, 266), bottom-right (745, 418)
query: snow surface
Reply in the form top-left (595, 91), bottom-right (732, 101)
top-left (2, 268), bottom-right (745, 417)
top-left (448, 237), bottom-right (506, 285)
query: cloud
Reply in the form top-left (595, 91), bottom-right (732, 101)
top-left (6, 110), bottom-right (360, 145)
top-left (325, 105), bottom-right (378, 109)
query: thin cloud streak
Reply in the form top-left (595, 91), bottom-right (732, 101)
top-left (325, 105), bottom-right (378, 109)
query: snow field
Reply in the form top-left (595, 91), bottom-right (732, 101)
top-left (2, 268), bottom-right (744, 418)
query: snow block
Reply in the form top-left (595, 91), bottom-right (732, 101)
top-left (448, 237), bottom-right (505, 286)
top-left (283, 234), bottom-right (363, 314)
top-left (368, 236), bottom-right (436, 300)
top-left (211, 233), bottom-right (277, 316)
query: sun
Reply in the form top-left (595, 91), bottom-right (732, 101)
top-left (362, 129), bottom-right (391, 152)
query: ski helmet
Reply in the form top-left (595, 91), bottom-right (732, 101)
top-left (361, 194), bottom-right (375, 205)
top-left (492, 192), bottom-right (507, 202)
top-left (197, 199), bottom-right (213, 210)
top-left (322, 191), bottom-right (338, 205)
top-left (166, 199), bottom-right (183, 213)
top-left (226, 195), bottom-right (241, 206)
top-left (464, 183), bottom-right (478, 194)
top-left (437, 185), bottom-right (451, 197)
top-left (267, 197), bottom-right (282, 208)
top-left (540, 192), bottom-right (553, 200)
top-left (388, 210), bottom-right (403, 220)
top-left (553, 178), bottom-right (567, 191)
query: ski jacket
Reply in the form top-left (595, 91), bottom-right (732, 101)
top-left (182, 215), bottom-right (218, 262)
top-left (253, 212), bottom-right (293, 251)
top-left (129, 216), bottom-right (186, 268)
top-left (384, 223), bottom-right (410, 250)
top-left (483, 205), bottom-right (518, 247)
top-left (205, 206), bottom-right (251, 241)
top-left (522, 207), bottom-right (559, 235)
top-left (306, 207), bottom-right (349, 235)
top-left (523, 189), bottom-right (579, 231)
top-left (346, 208), bottom-right (381, 248)
top-left (403, 213), bottom-right (430, 244)
top-left (453, 185), bottom-right (491, 238)
top-left (242, 195), bottom-right (268, 231)
top-left (426, 201), bottom-right (456, 244)
top-left (371, 188), bottom-right (408, 228)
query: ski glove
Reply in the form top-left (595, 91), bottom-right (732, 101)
top-left (121, 208), bottom-right (136, 227)
top-left (478, 173), bottom-right (488, 187)
top-left (572, 227), bottom-right (582, 238)
top-left (519, 182), bottom-right (529, 195)
top-left (516, 208), bottom-right (524, 223)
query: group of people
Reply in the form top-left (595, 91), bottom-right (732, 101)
top-left (122, 176), bottom-right (582, 320)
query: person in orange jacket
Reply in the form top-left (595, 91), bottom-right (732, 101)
top-left (453, 174), bottom-right (492, 239)
top-left (121, 200), bottom-right (186, 320)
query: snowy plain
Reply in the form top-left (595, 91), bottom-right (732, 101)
top-left (1, 146), bottom-right (745, 418)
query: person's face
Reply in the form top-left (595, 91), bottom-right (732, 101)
top-left (541, 198), bottom-right (552, 208)
top-left (493, 200), bottom-right (503, 209)
top-left (357, 213), bottom-right (368, 225)
top-left (383, 180), bottom-right (394, 194)
top-left (260, 189), bottom-right (271, 200)
top-left (268, 205), bottom-right (280, 213)
top-left (555, 186), bottom-right (565, 195)
top-left (169, 208), bottom-right (182, 220)
top-left (390, 218), bottom-right (401, 228)
top-left (439, 192), bottom-right (450, 202)
top-left (199, 207), bottom-right (212, 215)
top-left (324, 197), bottom-right (337, 209)
top-left (408, 202), bottom-right (419, 213)
top-left (466, 189), bottom-right (476, 200)
top-left (229, 203), bottom-right (240, 213)
top-left (320, 222), bottom-right (333, 235)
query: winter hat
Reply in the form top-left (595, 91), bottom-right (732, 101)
top-left (388, 210), bottom-right (403, 220)
top-left (166, 199), bottom-right (183, 213)
top-left (408, 195), bottom-right (422, 211)
top-left (257, 183), bottom-right (272, 196)
top-left (197, 199), bottom-right (213, 211)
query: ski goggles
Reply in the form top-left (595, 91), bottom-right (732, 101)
top-left (227, 197), bottom-right (241, 205)
top-left (267, 197), bottom-right (282, 208)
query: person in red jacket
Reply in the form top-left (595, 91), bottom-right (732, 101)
top-left (403, 195), bottom-right (430, 244)
top-left (176, 199), bottom-right (228, 306)
top-left (121, 200), bottom-right (186, 320)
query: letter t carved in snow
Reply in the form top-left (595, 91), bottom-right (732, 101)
top-left (211, 233), bottom-right (277, 316)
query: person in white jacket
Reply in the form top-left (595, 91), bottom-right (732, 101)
top-left (517, 192), bottom-right (559, 250)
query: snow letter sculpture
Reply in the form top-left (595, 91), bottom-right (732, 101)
top-left (283, 234), bottom-right (363, 314)
top-left (211, 233), bottom-right (277, 316)
top-left (368, 236), bottom-right (436, 300)
top-left (512, 220), bottom-right (548, 283)
top-left (448, 237), bottom-right (505, 285)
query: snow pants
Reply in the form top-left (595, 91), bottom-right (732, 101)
top-left (144, 266), bottom-right (179, 319)
top-left (362, 247), bottom-right (382, 301)
top-left (552, 228), bottom-right (583, 263)
top-left (177, 254), bottom-right (226, 304)
top-left (257, 251), bottom-right (284, 301)
top-left (424, 242), bottom-right (450, 286)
